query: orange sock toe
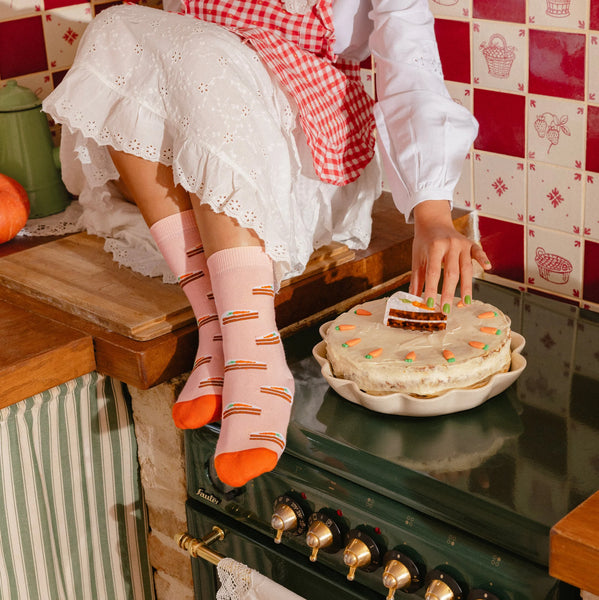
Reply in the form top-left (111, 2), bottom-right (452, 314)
top-left (172, 394), bottom-right (222, 430)
top-left (214, 448), bottom-right (278, 488)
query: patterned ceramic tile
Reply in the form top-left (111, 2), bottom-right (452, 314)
top-left (453, 154), bottom-right (473, 209)
top-left (42, 3), bottom-right (92, 72)
top-left (528, 97), bottom-right (585, 169)
top-left (0, 0), bottom-right (39, 20)
top-left (479, 216), bottom-right (525, 281)
top-left (587, 105), bottom-right (599, 173)
top-left (592, 0), bottom-right (599, 28)
top-left (360, 68), bottom-right (374, 100)
top-left (528, 163), bottom-right (583, 234)
top-left (473, 22), bottom-right (527, 93)
top-left (583, 239), bottom-right (599, 303)
top-left (527, 226), bottom-right (582, 298)
top-left (15, 71), bottom-right (54, 101)
top-left (589, 34), bottom-right (599, 103)
top-left (528, 0), bottom-right (589, 29)
top-left (472, 0), bottom-right (526, 23)
top-left (0, 15), bottom-right (47, 79)
top-left (473, 152), bottom-right (526, 220)
top-left (584, 173), bottom-right (599, 240)
top-left (428, 0), bottom-right (470, 18)
top-left (445, 81), bottom-right (473, 112)
top-left (45, 0), bottom-right (89, 8)
top-left (434, 18), bottom-right (471, 83)
top-left (573, 318), bottom-right (599, 377)
top-left (473, 88), bottom-right (526, 157)
top-left (529, 29), bottom-right (586, 101)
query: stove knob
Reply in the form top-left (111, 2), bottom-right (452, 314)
top-left (343, 526), bottom-right (386, 581)
top-left (271, 492), bottom-right (311, 544)
top-left (305, 508), bottom-right (347, 562)
top-left (424, 569), bottom-right (464, 600)
top-left (467, 590), bottom-right (500, 600)
top-left (382, 549), bottom-right (424, 598)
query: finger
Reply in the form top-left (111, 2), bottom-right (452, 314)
top-left (409, 261), bottom-right (426, 298)
top-left (422, 246), bottom-right (444, 308)
top-left (457, 250), bottom-right (474, 305)
top-left (440, 250), bottom-right (461, 313)
top-left (472, 244), bottom-right (492, 270)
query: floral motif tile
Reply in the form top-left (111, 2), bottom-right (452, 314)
top-left (42, 3), bottom-right (92, 72)
top-left (473, 21), bottom-right (527, 93)
top-left (473, 152), bottom-right (526, 220)
top-left (0, 0), bottom-right (39, 20)
top-left (445, 81), bottom-right (473, 112)
top-left (473, 88), bottom-right (526, 157)
top-left (434, 18), bottom-right (471, 83)
top-left (453, 154), bottom-right (473, 210)
top-left (588, 35), bottom-right (599, 102)
top-left (15, 72), bottom-right (54, 101)
top-left (428, 0), bottom-right (470, 18)
top-left (584, 173), bottom-right (599, 240)
top-left (527, 226), bottom-right (582, 299)
top-left (528, 163), bottom-right (583, 234)
top-left (527, 96), bottom-right (585, 169)
top-left (529, 29), bottom-right (586, 101)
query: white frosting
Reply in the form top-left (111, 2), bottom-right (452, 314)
top-left (325, 295), bottom-right (512, 397)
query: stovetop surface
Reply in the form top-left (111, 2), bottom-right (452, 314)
top-left (282, 280), bottom-right (599, 566)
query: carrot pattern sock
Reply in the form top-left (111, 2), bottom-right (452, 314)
top-left (150, 210), bottom-right (223, 429)
top-left (208, 246), bottom-right (294, 488)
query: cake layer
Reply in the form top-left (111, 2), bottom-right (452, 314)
top-left (325, 293), bottom-right (512, 397)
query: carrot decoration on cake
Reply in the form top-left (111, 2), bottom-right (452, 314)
top-left (404, 351), bottom-right (416, 363)
top-left (443, 349), bottom-right (456, 363)
top-left (342, 338), bottom-right (361, 347)
top-left (335, 324), bottom-right (355, 331)
top-left (480, 326), bottom-right (501, 335)
top-left (477, 311), bottom-right (498, 319)
top-left (355, 308), bottom-right (372, 316)
top-left (469, 341), bottom-right (489, 350)
top-left (365, 348), bottom-right (383, 359)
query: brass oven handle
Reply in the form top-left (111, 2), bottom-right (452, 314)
top-left (176, 527), bottom-right (226, 565)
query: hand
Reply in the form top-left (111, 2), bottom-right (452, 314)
top-left (409, 200), bottom-right (491, 313)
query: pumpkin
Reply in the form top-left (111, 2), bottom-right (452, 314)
top-left (0, 173), bottom-right (30, 244)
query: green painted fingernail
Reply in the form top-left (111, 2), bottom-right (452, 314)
top-left (426, 297), bottom-right (435, 308)
top-left (464, 295), bottom-right (472, 305)
top-left (443, 303), bottom-right (451, 314)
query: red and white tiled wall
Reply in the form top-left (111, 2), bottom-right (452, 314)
top-left (1, 0), bottom-right (599, 311)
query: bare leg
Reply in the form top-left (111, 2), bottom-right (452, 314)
top-left (108, 149), bottom-right (192, 225)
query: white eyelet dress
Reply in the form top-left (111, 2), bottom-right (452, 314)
top-left (42, 3), bottom-right (381, 288)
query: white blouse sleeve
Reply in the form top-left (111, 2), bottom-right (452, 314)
top-left (368, 0), bottom-right (478, 222)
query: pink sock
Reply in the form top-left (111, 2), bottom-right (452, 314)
top-left (150, 211), bottom-right (223, 429)
top-left (207, 246), bottom-right (294, 488)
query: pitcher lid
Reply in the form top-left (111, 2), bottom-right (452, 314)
top-left (0, 80), bottom-right (42, 112)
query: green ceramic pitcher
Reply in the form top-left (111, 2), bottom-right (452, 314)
top-left (0, 80), bottom-right (70, 218)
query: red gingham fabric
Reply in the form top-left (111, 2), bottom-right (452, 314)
top-left (184, 0), bottom-right (376, 185)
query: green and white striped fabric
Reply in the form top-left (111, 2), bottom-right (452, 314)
top-left (0, 372), bottom-right (154, 600)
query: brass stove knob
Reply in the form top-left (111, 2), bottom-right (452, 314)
top-left (271, 503), bottom-right (298, 544)
top-left (382, 549), bottom-right (424, 598)
top-left (270, 492), bottom-right (311, 544)
top-left (382, 560), bottom-right (411, 599)
top-left (424, 569), bottom-right (464, 600)
top-left (305, 508), bottom-right (347, 562)
top-left (343, 537), bottom-right (372, 581)
top-left (343, 526), bottom-right (386, 581)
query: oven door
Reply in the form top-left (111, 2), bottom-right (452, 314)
top-left (185, 498), bottom-right (382, 600)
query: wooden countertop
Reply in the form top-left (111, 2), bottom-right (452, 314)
top-left (550, 490), bottom-right (599, 595)
top-left (0, 194), bottom-right (470, 401)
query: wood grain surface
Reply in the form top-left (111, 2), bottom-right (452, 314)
top-left (0, 300), bottom-right (95, 407)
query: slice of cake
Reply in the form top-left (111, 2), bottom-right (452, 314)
top-left (384, 291), bottom-right (447, 331)
top-left (324, 291), bottom-right (512, 397)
